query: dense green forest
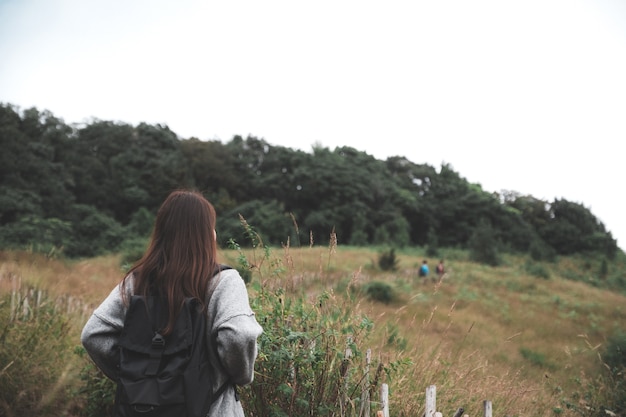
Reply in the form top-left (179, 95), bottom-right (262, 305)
top-left (0, 102), bottom-right (619, 261)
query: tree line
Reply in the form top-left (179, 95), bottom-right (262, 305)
top-left (0, 103), bottom-right (619, 260)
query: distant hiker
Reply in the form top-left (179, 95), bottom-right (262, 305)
top-left (418, 260), bottom-right (429, 279)
top-left (436, 260), bottom-right (445, 279)
top-left (81, 190), bottom-right (263, 417)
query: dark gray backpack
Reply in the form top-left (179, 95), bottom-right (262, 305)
top-left (115, 266), bottom-right (232, 417)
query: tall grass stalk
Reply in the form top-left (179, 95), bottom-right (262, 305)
top-left (0, 272), bottom-right (81, 416)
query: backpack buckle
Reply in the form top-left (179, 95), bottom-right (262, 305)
top-left (151, 332), bottom-right (165, 350)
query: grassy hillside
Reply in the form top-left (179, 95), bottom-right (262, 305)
top-left (0, 245), bottom-right (624, 416)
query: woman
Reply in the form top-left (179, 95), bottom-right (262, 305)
top-left (81, 190), bottom-right (263, 417)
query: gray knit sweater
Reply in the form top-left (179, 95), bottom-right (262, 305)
top-left (80, 269), bottom-right (263, 417)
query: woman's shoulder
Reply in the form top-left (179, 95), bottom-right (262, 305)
top-left (214, 267), bottom-right (245, 289)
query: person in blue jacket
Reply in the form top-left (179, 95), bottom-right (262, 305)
top-left (418, 260), bottom-right (429, 279)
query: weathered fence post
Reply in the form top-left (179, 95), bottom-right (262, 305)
top-left (22, 290), bottom-right (30, 319)
top-left (10, 274), bottom-right (20, 321)
top-left (340, 337), bottom-right (353, 416)
top-left (380, 383), bottom-right (389, 417)
top-left (425, 385), bottom-right (437, 416)
top-left (483, 400), bottom-right (492, 417)
top-left (359, 349), bottom-right (371, 417)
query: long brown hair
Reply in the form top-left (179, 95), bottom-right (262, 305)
top-left (123, 189), bottom-right (219, 335)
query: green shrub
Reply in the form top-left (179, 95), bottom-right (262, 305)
top-left (377, 248), bottom-right (399, 271)
top-left (242, 288), bottom-right (402, 416)
top-left (529, 239), bottom-right (557, 262)
top-left (73, 347), bottom-right (116, 417)
top-left (604, 331), bottom-right (626, 371)
top-left (118, 236), bottom-right (148, 269)
top-left (468, 221), bottom-right (501, 266)
top-left (602, 331), bottom-right (626, 414)
top-left (426, 244), bottom-right (439, 257)
top-left (65, 205), bottom-right (125, 258)
top-left (363, 281), bottom-right (395, 304)
top-left (599, 258), bottom-right (608, 279)
top-left (519, 347), bottom-right (554, 370)
top-left (524, 261), bottom-right (551, 279)
top-left (0, 215), bottom-right (72, 255)
top-left (125, 207), bottom-right (155, 236)
top-left (426, 228), bottom-right (439, 257)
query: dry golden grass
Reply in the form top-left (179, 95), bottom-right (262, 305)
top-left (0, 251), bottom-right (123, 307)
top-left (223, 244), bottom-right (626, 415)
top-left (1, 245), bottom-right (624, 416)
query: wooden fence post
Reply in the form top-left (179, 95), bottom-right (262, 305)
top-left (360, 349), bottom-right (371, 417)
top-left (483, 400), bottom-right (492, 417)
top-left (380, 383), bottom-right (389, 417)
top-left (341, 340), bottom-right (352, 416)
top-left (425, 385), bottom-right (437, 416)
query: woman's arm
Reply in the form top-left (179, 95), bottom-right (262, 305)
top-left (211, 271), bottom-right (263, 386)
top-left (81, 284), bottom-right (128, 381)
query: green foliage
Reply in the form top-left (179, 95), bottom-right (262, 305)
top-left (373, 226), bottom-right (391, 246)
top-left (468, 220), bottom-right (501, 266)
top-left (0, 288), bottom-right (76, 416)
top-left (0, 215), bottom-right (72, 255)
top-left (529, 238), bottom-right (557, 262)
top-left (425, 228), bottom-right (439, 257)
top-left (348, 228), bottom-right (368, 246)
top-left (379, 216), bottom-right (411, 247)
top-left (363, 281), bottom-right (395, 304)
top-left (221, 200), bottom-right (291, 247)
top-left (599, 258), bottom-right (608, 279)
top-left (180, 138), bottom-right (240, 202)
top-left (524, 260), bottom-right (551, 279)
top-left (125, 207), bottom-right (155, 236)
top-left (385, 323), bottom-right (408, 350)
top-left (519, 347), bottom-right (552, 369)
top-left (243, 288), bottom-right (399, 416)
top-left (602, 331), bottom-right (626, 414)
top-left (225, 215), bottom-right (271, 283)
top-left (0, 102), bottom-right (622, 261)
top-left (227, 238), bottom-right (254, 284)
top-left (539, 199), bottom-right (618, 258)
top-left (603, 331), bottom-right (626, 372)
top-left (118, 236), bottom-right (148, 270)
top-left (230, 220), bottom-right (404, 415)
top-left (73, 280), bottom-right (401, 417)
top-left (559, 344), bottom-right (626, 417)
top-left (65, 205), bottom-right (125, 258)
top-left (73, 347), bottom-right (116, 417)
top-left (0, 186), bottom-right (42, 224)
top-left (377, 248), bottom-right (399, 271)
top-left (425, 245), bottom-right (439, 257)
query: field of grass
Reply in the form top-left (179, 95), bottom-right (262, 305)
top-left (1, 244), bottom-right (624, 416)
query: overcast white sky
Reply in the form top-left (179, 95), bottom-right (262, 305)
top-left (1, 0), bottom-right (625, 250)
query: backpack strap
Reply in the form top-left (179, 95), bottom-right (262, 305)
top-left (206, 264), bottom-right (232, 300)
